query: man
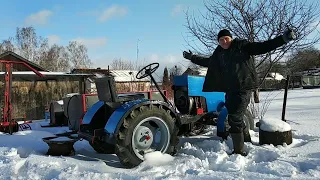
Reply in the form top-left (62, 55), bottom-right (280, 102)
top-left (183, 28), bottom-right (296, 156)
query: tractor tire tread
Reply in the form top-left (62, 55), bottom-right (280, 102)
top-left (115, 104), bottom-right (178, 168)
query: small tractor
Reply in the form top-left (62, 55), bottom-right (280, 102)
top-left (78, 62), bottom-right (254, 168)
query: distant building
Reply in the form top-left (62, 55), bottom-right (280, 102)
top-left (0, 51), bottom-right (91, 120)
top-left (294, 68), bottom-right (320, 89)
top-left (71, 68), bottom-right (151, 93)
top-left (259, 72), bottom-right (286, 91)
top-left (182, 67), bottom-right (207, 76)
top-left (0, 51), bottom-right (47, 72)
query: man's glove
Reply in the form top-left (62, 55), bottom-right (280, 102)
top-left (183, 50), bottom-right (193, 60)
top-left (282, 28), bottom-right (296, 43)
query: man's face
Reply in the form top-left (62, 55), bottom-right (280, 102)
top-left (218, 36), bottom-right (232, 49)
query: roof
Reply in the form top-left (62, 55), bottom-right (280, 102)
top-left (300, 68), bottom-right (320, 76)
top-left (183, 67), bottom-right (207, 76)
top-left (109, 70), bottom-right (149, 82)
top-left (265, 72), bottom-right (285, 81)
top-left (197, 68), bottom-right (208, 76)
top-left (71, 68), bottom-right (111, 75)
top-left (0, 51), bottom-right (47, 71)
top-left (0, 71), bottom-right (93, 81)
top-left (72, 68), bottom-right (150, 82)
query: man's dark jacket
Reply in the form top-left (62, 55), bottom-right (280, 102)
top-left (190, 36), bottom-right (286, 92)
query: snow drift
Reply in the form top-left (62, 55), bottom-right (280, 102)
top-left (0, 89), bottom-right (320, 179)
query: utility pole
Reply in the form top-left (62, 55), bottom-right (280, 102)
top-left (137, 39), bottom-right (140, 63)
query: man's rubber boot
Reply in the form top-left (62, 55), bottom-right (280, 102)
top-left (243, 131), bottom-right (252, 143)
top-left (230, 133), bottom-right (247, 156)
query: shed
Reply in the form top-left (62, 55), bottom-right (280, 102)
top-left (0, 51), bottom-right (47, 72)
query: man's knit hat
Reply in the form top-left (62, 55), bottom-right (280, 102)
top-left (217, 29), bottom-right (232, 41)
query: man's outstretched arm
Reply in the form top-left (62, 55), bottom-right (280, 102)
top-left (242, 29), bottom-right (296, 55)
top-left (190, 54), bottom-right (211, 67)
top-left (242, 36), bottom-right (286, 55)
top-left (183, 50), bottom-right (212, 67)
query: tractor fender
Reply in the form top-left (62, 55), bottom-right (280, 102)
top-left (81, 100), bottom-right (105, 124)
top-left (216, 103), bottom-right (228, 133)
top-left (216, 102), bottom-right (225, 112)
top-left (104, 99), bottom-right (177, 144)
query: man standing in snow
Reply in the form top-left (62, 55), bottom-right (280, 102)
top-left (183, 28), bottom-right (296, 156)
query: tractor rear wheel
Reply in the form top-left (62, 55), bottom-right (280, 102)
top-left (115, 105), bottom-right (178, 168)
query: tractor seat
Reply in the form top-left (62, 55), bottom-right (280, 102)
top-left (95, 76), bottom-right (146, 103)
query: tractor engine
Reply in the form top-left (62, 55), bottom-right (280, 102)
top-left (172, 75), bottom-right (226, 136)
top-left (172, 75), bottom-right (225, 114)
top-left (173, 86), bottom-right (207, 115)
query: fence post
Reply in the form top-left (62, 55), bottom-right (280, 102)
top-left (281, 75), bottom-right (290, 122)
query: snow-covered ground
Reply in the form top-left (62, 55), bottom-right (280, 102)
top-left (1, 88), bottom-right (320, 180)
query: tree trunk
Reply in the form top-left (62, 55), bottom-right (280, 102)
top-left (259, 128), bottom-right (293, 146)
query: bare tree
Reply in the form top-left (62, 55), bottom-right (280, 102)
top-left (66, 41), bottom-right (92, 69)
top-left (110, 58), bottom-right (134, 70)
top-left (39, 44), bottom-right (71, 72)
top-left (1, 38), bottom-right (16, 53)
top-left (286, 47), bottom-right (320, 73)
top-left (0, 27), bottom-right (92, 72)
top-left (169, 65), bottom-right (183, 83)
top-left (185, 0), bottom-right (320, 84)
top-left (15, 27), bottom-right (48, 64)
top-left (169, 65), bottom-right (183, 76)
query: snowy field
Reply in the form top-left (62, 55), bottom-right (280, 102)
top-left (1, 88), bottom-right (320, 180)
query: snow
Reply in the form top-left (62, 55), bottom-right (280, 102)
top-left (56, 100), bottom-right (64, 105)
top-left (270, 72), bottom-right (284, 80)
top-left (143, 151), bottom-right (175, 166)
top-left (110, 70), bottom-right (150, 82)
top-left (65, 93), bottom-right (80, 98)
top-left (1, 88), bottom-right (320, 179)
top-left (0, 71), bottom-right (92, 76)
top-left (49, 137), bottom-right (73, 141)
top-left (259, 117), bottom-right (292, 132)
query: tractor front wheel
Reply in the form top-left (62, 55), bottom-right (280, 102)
top-left (115, 105), bottom-right (178, 168)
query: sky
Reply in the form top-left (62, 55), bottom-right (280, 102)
top-left (0, 0), bottom-right (319, 78)
top-left (0, 0), bottom-right (207, 77)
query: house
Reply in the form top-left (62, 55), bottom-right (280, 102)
top-left (259, 72), bottom-right (287, 91)
top-left (264, 72), bottom-right (285, 81)
top-left (110, 70), bottom-right (151, 92)
top-left (297, 68), bottom-right (320, 89)
top-left (182, 67), bottom-right (207, 76)
top-left (0, 51), bottom-right (47, 71)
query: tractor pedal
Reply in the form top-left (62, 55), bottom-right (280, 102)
top-left (178, 115), bottom-right (196, 124)
top-left (178, 114), bottom-right (205, 125)
top-left (93, 128), bottom-right (105, 136)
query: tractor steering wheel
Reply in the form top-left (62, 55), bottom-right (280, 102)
top-left (136, 62), bottom-right (160, 79)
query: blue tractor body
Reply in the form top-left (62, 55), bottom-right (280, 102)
top-left (77, 63), bottom-right (253, 168)
top-left (172, 75), bottom-right (229, 136)
top-left (173, 75), bottom-right (225, 112)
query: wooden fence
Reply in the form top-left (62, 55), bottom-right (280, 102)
top-left (0, 81), bottom-right (79, 120)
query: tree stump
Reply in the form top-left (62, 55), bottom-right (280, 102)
top-left (256, 118), bottom-right (293, 146)
top-left (43, 136), bottom-right (79, 156)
